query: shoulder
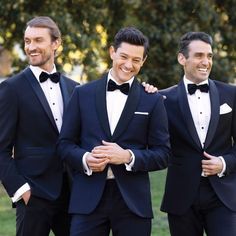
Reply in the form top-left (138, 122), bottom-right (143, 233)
top-left (212, 79), bottom-right (236, 91)
top-left (0, 69), bottom-right (27, 92)
top-left (211, 79), bottom-right (236, 99)
top-left (159, 84), bottom-right (178, 95)
top-left (75, 74), bottom-right (107, 91)
top-left (136, 82), bottom-right (165, 106)
top-left (73, 77), bottom-right (104, 96)
top-left (61, 74), bottom-right (79, 87)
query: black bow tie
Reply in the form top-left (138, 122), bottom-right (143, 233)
top-left (187, 83), bottom-right (209, 95)
top-left (107, 79), bottom-right (130, 95)
top-left (39, 71), bottom-right (60, 83)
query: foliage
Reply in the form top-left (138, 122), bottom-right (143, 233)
top-left (0, 0), bottom-right (236, 87)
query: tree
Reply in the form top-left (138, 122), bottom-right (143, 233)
top-left (0, 0), bottom-right (236, 87)
top-left (0, 0), bottom-right (113, 82)
top-left (130, 0), bottom-right (236, 87)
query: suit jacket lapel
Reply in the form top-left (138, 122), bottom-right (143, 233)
top-left (95, 74), bottom-right (112, 139)
top-left (59, 75), bottom-right (71, 110)
top-left (178, 80), bottom-right (202, 148)
top-left (23, 67), bottom-right (58, 133)
top-left (204, 79), bottom-right (220, 149)
top-left (112, 78), bottom-right (140, 141)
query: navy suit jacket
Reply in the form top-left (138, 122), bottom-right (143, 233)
top-left (160, 79), bottom-right (236, 215)
top-left (0, 67), bottom-right (78, 200)
top-left (57, 74), bottom-right (170, 218)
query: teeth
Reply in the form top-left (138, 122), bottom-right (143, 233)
top-left (122, 68), bottom-right (131, 73)
top-left (30, 53), bottom-right (40, 56)
top-left (199, 68), bottom-right (207, 72)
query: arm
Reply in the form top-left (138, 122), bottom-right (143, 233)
top-left (131, 95), bottom-right (170, 171)
top-left (219, 88), bottom-right (236, 175)
top-left (0, 81), bottom-right (27, 197)
top-left (57, 88), bottom-right (109, 173)
top-left (92, 94), bottom-right (170, 172)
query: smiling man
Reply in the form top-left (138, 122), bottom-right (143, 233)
top-left (57, 27), bottom-right (170, 236)
top-left (0, 16), bottom-right (78, 236)
top-left (160, 32), bottom-right (236, 236)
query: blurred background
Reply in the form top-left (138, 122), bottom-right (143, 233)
top-left (0, 1), bottom-right (236, 235)
top-left (0, 0), bottom-right (236, 87)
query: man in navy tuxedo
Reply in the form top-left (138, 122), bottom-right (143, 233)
top-left (0, 16), bottom-right (78, 236)
top-left (160, 32), bottom-right (236, 236)
top-left (57, 27), bottom-right (170, 236)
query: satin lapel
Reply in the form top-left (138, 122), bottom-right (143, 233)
top-left (23, 67), bottom-right (58, 133)
top-left (112, 78), bottom-right (140, 141)
top-left (178, 80), bottom-right (202, 148)
top-left (204, 80), bottom-right (220, 149)
top-left (59, 75), bottom-right (70, 110)
top-left (95, 74), bottom-right (112, 139)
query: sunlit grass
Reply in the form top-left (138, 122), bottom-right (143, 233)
top-left (0, 170), bottom-right (169, 236)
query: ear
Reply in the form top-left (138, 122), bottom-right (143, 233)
top-left (109, 46), bottom-right (115, 60)
top-left (52, 39), bottom-right (61, 51)
top-left (140, 55), bottom-right (147, 67)
top-left (177, 53), bottom-right (186, 66)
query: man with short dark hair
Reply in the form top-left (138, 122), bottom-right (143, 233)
top-left (57, 27), bottom-right (170, 236)
top-left (160, 31), bottom-right (236, 236)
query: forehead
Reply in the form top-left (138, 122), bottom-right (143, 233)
top-left (117, 42), bottom-right (144, 58)
top-left (188, 40), bottom-right (213, 54)
top-left (24, 26), bottom-right (50, 38)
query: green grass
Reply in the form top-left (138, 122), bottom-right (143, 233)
top-left (0, 170), bottom-right (170, 236)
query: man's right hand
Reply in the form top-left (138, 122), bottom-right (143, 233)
top-left (86, 153), bottom-right (109, 172)
top-left (22, 190), bottom-right (31, 205)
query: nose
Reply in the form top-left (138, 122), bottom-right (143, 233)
top-left (201, 56), bottom-right (211, 66)
top-left (25, 42), bottom-right (37, 51)
top-left (124, 59), bottom-right (133, 69)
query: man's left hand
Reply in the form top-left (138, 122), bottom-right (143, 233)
top-left (92, 140), bottom-right (131, 165)
top-left (142, 82), bottom-right (158, 93)
top-left (202, 151), bottom-right (223, 176)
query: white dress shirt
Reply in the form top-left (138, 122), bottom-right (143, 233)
top-left (30, 65), bottom-right (64, 132)
top-left (12, 65), bottom-right (63, 202)
top-left (184, 77), bottom-right (211, 147)
top-left (184, 77), bottom-right (225, 177)
top-left (83, 69), bottom-right (135, 176)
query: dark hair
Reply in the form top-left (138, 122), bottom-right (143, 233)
top-left (26, 16), bottom-right (61, 42)
top-left (179, 32), bottom-right (213, 58)
top-left (113, 27), bottom-right (149, 58)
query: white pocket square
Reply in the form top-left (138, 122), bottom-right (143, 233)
top-left (134, 111), bottom-right (149, 115)
top-left (220, 103), bottom-right (232, 114)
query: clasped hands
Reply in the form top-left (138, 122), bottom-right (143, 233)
top-left (201, 151), bottom-right (224, 177)
top-left (86, 140), bottom-right (131, 172)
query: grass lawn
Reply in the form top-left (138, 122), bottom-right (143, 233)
top-left (0, 170), bottom-right (169, 236)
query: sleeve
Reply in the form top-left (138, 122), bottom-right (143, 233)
top-left (131, 94), bottom-right (170, 172)
top-left (0, 81), bottom-right (27, 196)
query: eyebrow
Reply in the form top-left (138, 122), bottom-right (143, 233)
top-left (119, 52), bottom-right (142, 60)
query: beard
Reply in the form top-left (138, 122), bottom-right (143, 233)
top-left (26, 50), bottom-right (54, 68)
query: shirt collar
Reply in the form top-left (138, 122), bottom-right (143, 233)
top-left (29, 65), bottom-right (57, 82)
top-left (183, 76), bottom-right (209, 94)
top-left (107, 69), bottom-right (134, 87)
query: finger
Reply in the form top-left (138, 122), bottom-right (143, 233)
top-left (90, 159), bottom-right (109, 168)
top-left (92, 153), bottom-right (110, 159)
top-left (102, 140), bottom-right (116, 146)
top-left (88, 156), bottom-right (107, 163)
top-left (203, 151), bottom-right (213, 159)
top-left (92, 146), bottom-right (110, 153)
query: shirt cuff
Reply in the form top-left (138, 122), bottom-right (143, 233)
top-left (217, 156), bottom-right (226, 178)
top-left (125, 149), bottom-right (135, 171)
top-left (11, 183), bottom-right (31, 203)
top-left (82, 152), bottom-right (93, 176)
